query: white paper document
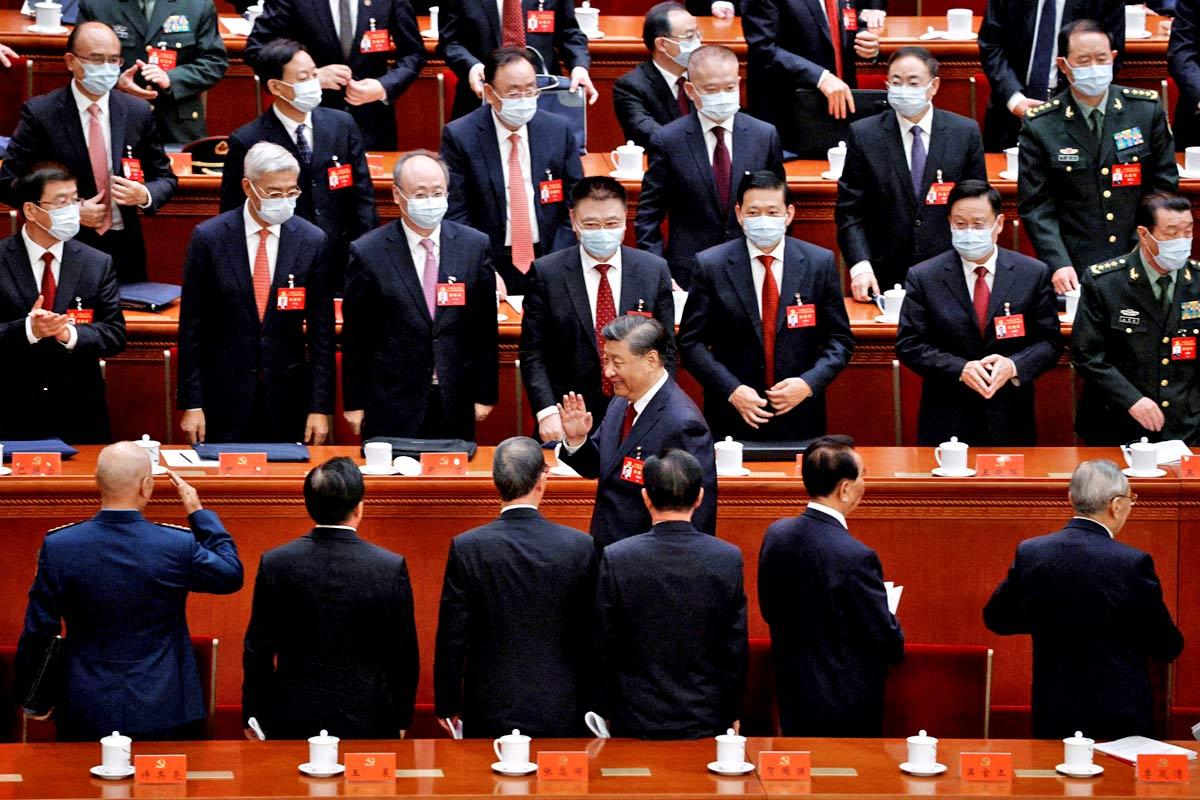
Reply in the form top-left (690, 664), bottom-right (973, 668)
top-left (161, 450), bottom-right (218, 468)
top-left (1094, 736), bottom-right (1197, 764)
top-left (884, 581), bottom-right (903, 614)
top-left (219, 16), bottom-right (252, 35)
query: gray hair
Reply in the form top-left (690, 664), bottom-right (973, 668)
top-left (1069, 459), bottom-right (1129, 515)
top-left (393, 149), bottom-right (450, 187)
top-left (492, 436), bottom-right (546, 501)
top-left (244, 142), bottom-right (299, 182)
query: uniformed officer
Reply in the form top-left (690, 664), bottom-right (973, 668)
top-left (78, 0), bottom-right (229, 144)
top-left (1018, 19), bottom-right (1178, 296)
top-left (1072, 192), bottom-right (1200, 445)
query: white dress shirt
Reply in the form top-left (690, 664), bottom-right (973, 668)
top-left (1007, 0), bottom-right (1066, 110)
top-left (806, 501), bottom-right (848, 529)
top-left (22, 226), bottom-right (77, 349)
top-left (71, 81), bottom-right (128, 231)
top-left (401, 218), bottom-right (442, 289)
top-left (562, 367), bottom-right (670, 453)
top-left (698, 112), bottom-right (734, 166)
top-left (961, 245), bottom-right (998, 302)
top-left (272, 104), bottom-right (313, 153)
top-left (329, 0), bottom-right (358, 39)
top-left (502, 503), bottom-right (540, 513)
top-left (653, 59), bottom-right (685, 99)
top-left (747, 238), bottom-right (785, 313)
top-left (897, 104), bottom-right (933, 172)
top-left (494, 113), bottom-right (541, 245)
top-left (243, 202), bottom-right (281, 284)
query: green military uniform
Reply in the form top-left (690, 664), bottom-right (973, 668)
top-left (1017, 85), bottom-right (1178, 277)
top-left (1071, 248), bottom-right (1200, 444)
top-left (78, 0), bottom-right (229, 144)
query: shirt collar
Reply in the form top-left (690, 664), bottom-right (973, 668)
top-left (896, 103), bottom-right (934, 137)
top-left (632, 368), bottom-right (670, 417)
top-left (493, 112), bottom-right (528, 144)
top-left (807, 501), bottom-right (848, 529)
top-left (960, 243), bottom-right (1000, 276)
top-left (243, 202), bottom-right (281, 238)
top-left (652, 59), bottom-right (685, 91)
top-left (698, 111), bottom-right (735, 136)
top-left (1073, 88), bottom-right (1110, 115)
top-left (21, 225), bottom-right (64, 265)
top-left (315, 524), bottom-right (358, 532)
top-left (71, 80), bottom-right (109, 116)
top-left (402, 219), bottom-right (441, 250)
top-left (580, 245), bottom-right (623, 273)
top-left (747, 237), bottom-right (785, 264)
top-left (272, 103), bottom-right (312, 137)
top-left (1071, 515), bottom-right (1114, 538)
top-left (502, 503), bottom-right (540, 513)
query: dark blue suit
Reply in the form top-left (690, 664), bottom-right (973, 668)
top-left (15, 509), bottom-right (243, 740)
top-left (177, 209), bottom-right (336, 443)
top-left (343, 219), bottom-right (498, 440)
top-left (612, 61), bottom-right (691, 149)
top-left (895, 248), bottom-right (1063, 446)
top-left (759, 506), bottom-right (904, 736)
top-left (441, 106), bottom-right (583, 296)
top-left (519, 246), bottom-right (675, 430)
top-left (559, 376), bottom-right (717, 549)
top-left (596, 521), bottom-right (747, 739)
top-left (984, 517), bottom-right (1183, 739)
top-left (635, 112), bottom-right (784, 289)
top-left (679, 236), bottom-right (853, 441)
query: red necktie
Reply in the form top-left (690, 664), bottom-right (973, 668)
top-left (675, 75), bottom-right (690, 118)
top-left (87, 103), bottom-right (112, 235)
top-left (712, 126), bottom-right (731, 213)
top-left (501, 0), bottom-right (526, 47)
top-left (594, 263), bottom-right (617, 396)
top-left (253, 229), bottom-right (271, 321)
top-left (40, 251), bottom-right (56, 311)
top-left (620, 402), bottom-right (636, 441)
top-left (507, 133), bottom-right (535, 274)
top-left (973, 266), bottom-right (990, 335)
top-left (759, 254), bottom-right (779, 387)
top-left (824, 0), bottom-right (844, 78)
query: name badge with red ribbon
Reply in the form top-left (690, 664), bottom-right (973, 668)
top-left (277, 275), bottom-right (306, 310)
top-left (539, 176), bottom-right (564, 204)
top-left (12, 453), bottom-right (60, 476)
top-left (842, 7), bottom-right (858, 30)
top-left (925, 182), bottom-right (951, 206)
top-left (122, 152), bottom-right (144, 182)
top-left (1173, 336), bottom-right (1197, 360)
top-left (436, 279), bottom-right (467, 306)
top-left (786, 294), bottom-right (817, 328)
top-left (620, 456), bottom-right (645, 485)
top-left (67, 297), bottom-right (93, 325)
top-left (147, 46), bottom-right (178, 70)
top-left (1112, 163), bottom-right (1142, 187)
top-left (360, 21), bottom-right (395, 52)
top-left (327, 158), bottom-right (353, 190)
top-left (994, 305), bottom-right (1025, 339)
top-left (527, 9), bottom-right (555, 32)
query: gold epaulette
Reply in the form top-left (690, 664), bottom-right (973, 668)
top-left (1121, 87), bottom-right (1160, 101)
top-left (1089, 257), bottom-right (1127, 276)
top-left (1025, 99), bottom-right (1059, 118)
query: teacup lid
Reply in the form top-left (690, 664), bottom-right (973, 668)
top-left (1064, 730), bottom-right (1093, 745)
top-left (940, 436), bottom-right (967, 449)
top-left (715, 436), bottom-right (742, 451)
top-left (102, 730), bottom-right (130, 745)
top-left (617, 140), bottom-right (642, 152)
top-left (502, 728), bottom-right (530, 741)
top-left (884, 283), bottom-right (905, 296)
top-left (829, 140), bottom-right (847, 154)
top-left (907, 729), bottom-right (937, 744)
top-left (308, 729), bottom-right (339, 744)
top-left (716, 727), bottom-right (746, 742)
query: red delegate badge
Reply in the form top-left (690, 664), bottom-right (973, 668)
top-left (436, 282), bottom-right (466, 306)
top-left (277, 287), bottom-right (306, 310)
top-left (925, 182), bottom-right (951, 205)
top-left (1173, 337), bottom-right (1197, 360)
top-left (147, 47), bottom-right (177, 70)
top-left (539, 179), bottom-right (564, 204)
top-left (360, 29), bottom-right (395, 52)
top-left (786, 304), bottom-right (816, 328)
top-left (327, 164), bottom-right (353, 190)
top-left (993, 313), bottom-right (1025, 339)
top-left (842, 8), bottom-right (857, 30)
top-left (1112, 163), bottom-right (1142, 187)
top-left (121, 158), bottom-right (144, 182)
top-left (620, 456), bottom-right (645, 485)
top-left (526, 10), bottom-right (554, 32)
top-left (67, 307), bottom-right (94, 325)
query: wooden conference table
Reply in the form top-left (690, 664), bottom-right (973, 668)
top-left (0, 446), bottom-right (1196, 734)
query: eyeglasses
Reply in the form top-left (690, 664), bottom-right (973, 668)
top-left (1112, 492), bottom-right (1138, 506)
top-left (397, 188), bottom-right (448, 200)
top-left (576, 221), bottom-right (625, 231)
top-left (950, 222), bottom-right (996, 232)
top-left (37, 199), bottom-right (80, 211)
top-left (252, 181), bottom-right (302, 200)
top-left (664, 31), bottom-right (701, 42)
top-left (73, 54), bottom-right (124, 67)
top-left (493, 88), bottom-right (541, 100)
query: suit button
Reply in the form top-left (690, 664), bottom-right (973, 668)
top-left (1103, 190), bottom-right (1112, 198)
top-left (1106, 213), bottom-right (1115, 221)
top-left (1163, 400), bottom-right (1170, 408)
top-left (191, 111), bottom-right (199, 119)
top-left (1101, 167), bottom-right (1110, 175)
top-left (1127, 327), bottom-right (1133, 333)
top-left (1162, 379), bottom-right (1170, 386)
top-left (1109, 235), bottom-right (1118, 242)
top-left (1164, 337), bottom-right (1171, 344)
top-left (1134, 156), bottom-right (1140, 162)
top-left (1163, 358), bottom-right (1170, 365)
top-left (914, 219), bottom-right (922, 227)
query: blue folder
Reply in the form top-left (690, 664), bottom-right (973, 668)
top-left (193, 443), bottom-right (311, 462)
top-left (119, 282), bottom-right (182, 312)
top-left (2, 440), bottom-right (80, 461)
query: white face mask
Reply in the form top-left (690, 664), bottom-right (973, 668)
top-left (78, 61), bottom-right (119, 96)
top-left (34, 202), bottom-right (81, 242)
top-left (1152, 234), bottom-right (1193, 272)
top-left (1068, 62), bottom-right (1113, 96)
top-left (951, 224), bottom-right (997, 261)
top-left (887, 83), bottom-right (931, 118)
top-left (670, 36), bottom-right (701, 68)
top-left (405, 194), bottom-right (448, 229)
top-left (283, 77), bottom-right (323, 113)
top-left (695, 88), bottom-right (739, 123)
top-left (495, 93), bottom-right (538, 128)
top-left (742, 215), bottom-right (787, 248)
top-left (250, 181), bottom-right (296, 225)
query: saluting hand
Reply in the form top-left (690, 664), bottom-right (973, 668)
top-left (557, 392), bottom-right (593, 446)
top-left (167, 470), bottom-right (203, 515)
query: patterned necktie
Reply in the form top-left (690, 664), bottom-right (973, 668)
top-left (338, 0), bottom-right (355, 60)
top-left (594, 263), bottom-right (617, 396)
top-left (507, 133), bottom-right (535, 274)
top-left (1026, 0), bottom-right (1058, 100)
top-left (420, 238), bottom-right (438, 320)
top-left (823, 0), bottom-right (844, 78)
top-left (253, 229), bottom-right (271, 321)
top-left (294, 123), bottom-right (312, 169)
top-left (759, 254), bottom-right (779, 387)
top-left (712, 126), bottom-right (731, 213)
top-left (973, 266), bottom-right (990, 335)
top-left (910, 126), bottom-right (927, 199)
top-left (620, 402), bottom-right (636, 441)
top-left (1158, 274), bottom-right (1173, 314)
top-left (675, 75), bottom-right (690, 118)
top-left (86, 104), bottom-right (112, 235)
top-left (501, 0), bottom-right (526, 47)
top-left (40, 251), bottom-right (56, 311)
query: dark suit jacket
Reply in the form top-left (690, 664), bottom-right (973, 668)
top-left (978, 0), bottom-right (1124, 149)
top-left (519, 246), bottom-right (675, 429)
top-left (177, 209), bottom-right (336, 443)
top-left (679, 236), bottom-right (853, 441)
top-left (441, 106), bottom-right (583, 294)
top-left (559, 376), bottom-right (717, 549)
top-left (77, 0), bottom-right (229, 143)
top-left (836, 108), bottom-right (987, 290)
top-left (1169, 0), bottom-right (1200, 149)
top-left (758, 507), bottom-right (904, 736)
top-left (342, 219), bottom-right (498, 440)
top-left (436, 0), bottom-right (590, 119)
top-left (896, 248), bottom-right (1064, 446)
top-left (434, 507), bottom-right (597, 737)
top-left (612, 61), bottom-right (691, 149)
top-left (242, 526), bottom-right (418, 738)
top-left (635, 112), bottom-right (784, 289)
top-left (220, 107), bottom-right (379, 286)
top-left (0, 234), bottom-right (126, 444)
top-left (244, 0), bottom-right (426, 150)
top-left (17, 509), bottom-right (242, 740)
top-left (596, 520), bottom-right (748, 739)
top-left (984, 517), bottom-right (1184, 739)
top-left (0, 86), bottom-right (178, 284)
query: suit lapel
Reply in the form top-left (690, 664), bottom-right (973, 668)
top-left (940, 254), bottom-right (975, 320)
top-left (386, 222), bottom-right (433, 327)
top-left (683, 115), bottom-right (721, 218)
top-left (602, 382), bottom-right (670, 475)
top-left (776, 240), bottom-right (805, 332)
top-left (727, 114), bottom-right (751, 209)
top-left (618, 249), bottom-right (646, 313)
top-left (646, 63), bottom-right (679, 119)
top-left (805, 0), bottom-right (834, 49)
top-left (474, 110), bottom-right (507, 223)
top-left (920, 111), bottom-right (949, 195)
top-left (108, 94), bottom-right (127, 176)
top-left (311, 113), bottom-right (338, 166)
top-left (262, 219), bottom-right (300, 328)
top-left (54, 246), bottom-right (82, 314)
top-left (726, 245), bottom-right (763, 344)
top-left (433, 224), bottom-right (458, 334)
top-left (115, 0), bottom-right (147, 35)
top-left (984, 252), bottom-right (1017, 326)
top-left (1063, 96), bottom-right (1101, 161)
top-left (563, 249), bottom-right (598, 345)
top-left (528, 114), bottom-right (555, 237)
top-left (311, 0), bottom-right (342, 56)
top-left (221, 212), bottom-right (258, 319)
top-left (5, 236), bottom-right (38, 309)
top-left (482, 0), bottom-right (500, 46)
top-left (882, 113), bottom-right (917, 208)
top-left (56, 90), bottom-right (92, 192)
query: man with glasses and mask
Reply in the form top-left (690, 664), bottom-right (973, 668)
top-left (836, 47), bottom-right (986, 303)
top-left (0, 163), bottom-right (125, 444)
top-left (1018, 19), bottom-right (1177, 296)
top-left (636, 44), bottom-right (783, 290)
top-left (520, 176), bottom-right (674, 442)
top-left (221, 39), bottom-right (377, 290)
top-left (0, 21), bottom-right (176, 284)
top-left (679, 170), bottom-right (852, 442)
top-left (985, 459), bottom-right (1183, 739)
top-left (1072, 192), bottom-right (1200, 444)
top-left (612, 2), bottom-right (698, 149)
top-left (177, 143), bottom-right (335, 445)
top-left (343, 150), bottom-right (498, 441)
top-left (896, 179), bottom-right (1062, 446)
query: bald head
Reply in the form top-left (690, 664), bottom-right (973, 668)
top-left (96, 442), bottom-right (154, 508)
top-left (68, 21), bottom-right (121, 56)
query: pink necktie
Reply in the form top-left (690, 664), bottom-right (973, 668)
top-left (420, 238), bottom-right (438, 319)
top-left (253, 229), bottom-right (271, 321)
top-left (507, 133), bottom-right (535, 274)
top-left (87, 103), bottom-right (112, 235)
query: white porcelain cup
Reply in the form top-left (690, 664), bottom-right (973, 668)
top-left (244, 1), bottom-right (263, 26)
top-left (493, 729), bottom-right (531, 767)
top-left (906, 729), bottom-right (938, 767)
top-left (308, 730), bottom-right (339, 768)
top-left (715, 728), bottom-right (746, 770)
top-left (364, 441), bottom-right (392, 470)
top-left (1187, 146), bottom-right (1200, 175)
top-left (715, 436), bottom-right (744, 474)
top-left (827, 141), bottom-right (847, 178)
top-left (946, 8), bottom-right (973, 36)
top-left (576, 1), bottom-right (599, 34)
top-left (934, 436), bottom-right (969, 472)
top-left (101, 731), bottom-right (132, 771)
top-left (34, 1), bottom-right (61, 29)
top-left (875, 284), bottom-right (906, 319)
top-left (1064, 288), bottom-right (1081, 319)
top-left (0, 444), bottom-right (6, 467)
top-left (1063, 731), bottom-right (1095, 769)
top-left (1005, 146), bottom-right (1019, 176)
top-left (136, 434), bottom-right (161, 467)
top-left (608, 140), bottom-right (644, 175)
top-left (428, 4), bottom-right (439, 32)
top-left (1122, 436), bottom-right (1157, 472)
top-left (1125, 4), bottom-right (1147, 36)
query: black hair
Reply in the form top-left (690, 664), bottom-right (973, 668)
top-left (13, 163), bottom-right (75, 210)
top-left (801, 435), bottom-right (860, 498)
top-left (493, 436), bottom-right (546, 501)
top-left (948, 179), bottom-right (1002, 216)
top-left (1136, 192), bottom-right (1193, 231)
top-left (572, 175), bottom-right (627, 205)
top-left (737, 169), bottom-right (790, 206)
top-left (643, 1), bottom-right (687, 52)
top-left (644, 448), bottom-right (703, 511)
top-left (484, 47), bottom-right (537, 86)
top-left (1058, 19), bottom-right (1111, 60)
top-left (250, 38), bottom-right (308, 84)
top-left (304, 456), bottom-right (366, 525)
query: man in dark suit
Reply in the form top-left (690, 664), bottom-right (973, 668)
top-left (559, 315), bottom-right (717, 549)
top-left (979, 0), bottom-right (1124, 150)
top-left (0, 164), bottom-right (126, 444)
top-left (681, 171), bottom-right (853, 442)
top-left (0, 22), bottom-right (178, 284)
top-left (759, 436), bottom-right (903, 736)
top-left (244, 0), bottom-right (425, 150)
top-left (636, 45), bottom-right (784, 289)
top-left (442, 47), bottom-right (583, 297)
top-left (221, 39), bottom-right (378, 288)
top-left (436, 0), bottom-right (593, 121)
top-left (17, 442), bottom-right (242, 740)
top-left (178, 143), bottom-right (335, 445)
top-left (434, 436), bottom-right (596, 738)
top-left (595, 449), bottom-right (747, 739)
top-left (837, 47), bottom-right (987, 301)
top-left (243, 457), bottom-right (418, 739)
top-left (520, 176), bottom-right (674, 443)
top-left (985, 459), bottom-right (1183, 739)
top-left (1169, 0), bottom-right (1200, 148)
top-left (612, 2), bottom-right (696, 149)
top-left (78, 0), bottom-right (229, 144)
top-left (897, 180), bottom-right (1063, 446)
top-left (343, 151), bottom-right (498, 441)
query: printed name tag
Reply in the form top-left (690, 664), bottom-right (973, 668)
top-left (620, 456), bottom-right (645, 485)
top-left (786, 304), bottom-right (816, 328)
top-left (975, 454), bottom-right (1025, 477)
top-left (841, 7), bottom-right (857, 30)
top-left (526, 9), bottom-right (555, 32)
top-left (759, 752), bottom-right (811, 781)
top-left (960, 753), bottom-right (1013, 782)
top-left (924, 182), bottom-right (951, 205)
top-left (359, 29), bottom-right (394, 52)
top-left (67, 308), bottom-right (94, 324)
top-left (134, 755), bottom-right (187, 784)
top-left (993, 313), bottom-right (1025, 339)
top-left (420, 452), bottom-right (468, 475)
top-left (218, 452), bottom-right (267, 476)
top-left (1137, 754), bottom-right (1190, 783)
top-left (436, 282), bottom-right (466, 306)
top-left (539, 179), bottom-right (563, 204)
top-left (277, 287), bottom-right (306, 310)
top-left (147, 47), bottom-right (177, 69)
top-left (1172, 336), bottom-right (1197, 360)
top-left (327, 164), bottom-right (353, 190)
top-left (1112, 163), bottom-right (1142, 187)
top-left (345, 753), bottom-right (395, 782)
top-left (1181, 454), bottom-right (1200, 478)
top-left (11, 453), bottom-right (60, 476)
top-left (121, 158), bottom-right (144, 182)
top-left (537, 752), bottom-right (588, 782)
